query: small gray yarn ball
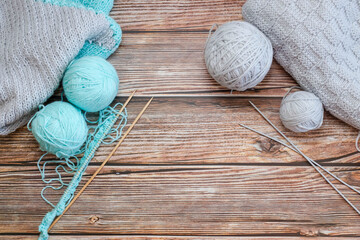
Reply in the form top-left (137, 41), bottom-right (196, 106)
top-left (204, 21), bottom-right (273, 91)
top-left (280, 91), bottom-right (324, 133)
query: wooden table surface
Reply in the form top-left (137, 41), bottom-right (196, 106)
top-left (1, 1), bottom-right (360, 239)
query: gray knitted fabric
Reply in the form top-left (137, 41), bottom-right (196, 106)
top-left (243, 0), bottom-right (360, 130)
top-left (0, 0), bottom-right (121, 135)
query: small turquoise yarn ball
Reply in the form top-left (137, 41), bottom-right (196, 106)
top-left (30, 101), bottom-right (88, 158)
top-left (63, 56), bottom-right (119, 112)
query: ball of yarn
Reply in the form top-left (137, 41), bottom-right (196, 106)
top-left (280, 91), bottom-right (324, 133)
top-left (204, 21), bottom-right (273, 91)
top-left (30, 101), bottom-right (88, 158)
top-left (63, 56), bottom-right (119, 112)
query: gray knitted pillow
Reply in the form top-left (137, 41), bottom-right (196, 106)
top-left (243, 0), bottom-right (360, 129)
top-left (0, 0), bottom-right (121, 135)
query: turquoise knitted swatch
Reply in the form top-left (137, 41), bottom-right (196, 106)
top-left (38, 104), bottom-right (127, 240)
top-left (29, 0), bottom-right (124, 239)
top-left (37, 0), bottom-right (122, 59)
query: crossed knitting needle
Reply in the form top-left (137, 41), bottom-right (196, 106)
top-left (48, 91), bottom-right (153, 231)
top-left (240, 101), bottom-right (360, 215)
top-left (49, 96), bottom-right (359, 230)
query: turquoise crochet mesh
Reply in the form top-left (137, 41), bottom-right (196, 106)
top-left (37, 103), bottom-right (127, 240)
top-left (14, 1), bottom-right (125, 239)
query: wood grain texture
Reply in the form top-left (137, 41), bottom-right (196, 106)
top-left (107, 32), bottom-right (296, 97)
top-left (0, 98), bottom-right (358, 165)
top-left (1, 0), bottom-right (359, 238)
top-left (4, 237), bottom-right (359, 240)
top-left (1, 165), bottom-right (360, 236)
top-left (3, 237), bottom-right (360, 240)
top-left (107, 0), bottom-right (296, 97)
top-left (108, 0), bottom-right (295, 96)
top-left (111, 0), bottom-right (245, 31)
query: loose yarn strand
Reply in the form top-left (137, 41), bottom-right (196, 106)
top-left (60, 91), bottom-right (64, 102)
top-left (38, 107), bottom-right (127, 239)
top-left (356, 132), bottom-right (360, 152)
top-left (27, 105), bottom-right (45, 131)
top-left (246, 101), bottom-right (360, 215)
top-left (48, 96), bottom-right (153, 232)
top-left (205, 23), bottom-right (218, 47)
top-left (38, 92), bottom-right (136, 240)
top-left (37, 152), bottom-right (83, 207)
top-left (283, 86), bottom-right (302, 99)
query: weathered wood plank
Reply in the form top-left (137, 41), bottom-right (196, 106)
top-left (107, 32), bottom-right (296, 97)
top-left (2, 236), bottom-right (359, 240)
top-left (51, 32), bottom-right (296, 97)
top-left (1, 0), bottom-right (357, 238)
top-left (111, 0), bottom-right (245, 31)
top-left (1, 165), bottom-right (360, 236)
top-left (0, 98), bottom-right (358, 165)
top-left (108, 0), bottom-right (295, 97)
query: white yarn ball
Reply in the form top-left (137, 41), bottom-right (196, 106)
top-left (280, 91), bottom-right (324, 133)
top-left (204, 21), bottom-right (273, 91)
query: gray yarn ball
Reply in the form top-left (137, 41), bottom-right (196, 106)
top-left (204, 21), bottom-right (273, 91)
top-left (280, 91), bottom-right (324, 133)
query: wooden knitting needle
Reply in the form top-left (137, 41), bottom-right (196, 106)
top-left (115, 90), bottom-right (136, 118)
top-left (49, 96), bottom-right (153, 231)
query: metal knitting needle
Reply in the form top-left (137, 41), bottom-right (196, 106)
top-left (239, 123), bottom-right (360, 195)
top-left (49, 96), bottom-right (153, 231)
top-left (247, 101), bottom-right (360, 215)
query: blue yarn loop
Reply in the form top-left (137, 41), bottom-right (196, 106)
top-left (38, 103), bottom-right (127, 240)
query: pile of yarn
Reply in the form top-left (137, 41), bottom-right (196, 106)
top-left (204, 21), bottom-right (273, 91)
top-left (29, 56), bottom-right (119, 157)
top-left (204, 20), bottom-right (325, 133)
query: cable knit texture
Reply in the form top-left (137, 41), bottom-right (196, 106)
top-left (0, 0), bottom-right (121, 135)
top-left (243, 0), bottom-right (360, 129)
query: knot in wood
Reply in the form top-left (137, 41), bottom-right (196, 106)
top-left (89, 215), bottom-right (100, 224)
top-left (299, 228), bottom-right (320, 237)
top-left (258, 138), bottom-right (281, 153)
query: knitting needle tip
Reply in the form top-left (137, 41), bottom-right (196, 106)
top-left (48, 95), bottom-right (153, 232)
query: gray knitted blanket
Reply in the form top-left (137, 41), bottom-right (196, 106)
top-left (243, 0), bottom-right (360, 130)
top-left (0, 0), bottom-right (121, 135)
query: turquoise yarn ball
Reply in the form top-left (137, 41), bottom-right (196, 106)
top-left (30, 101), bottom-right (88, 158)
top-left (63, 56), bottom-right (119, 112)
